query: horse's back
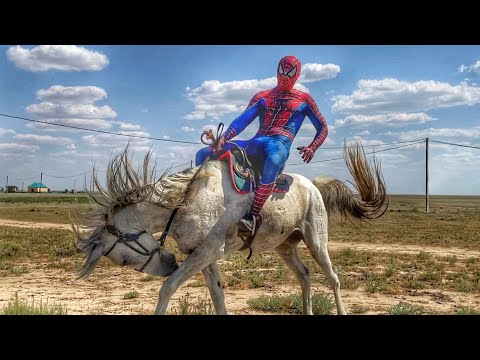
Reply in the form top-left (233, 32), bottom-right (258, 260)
top-left (185, 161), bottom-right (326, 254)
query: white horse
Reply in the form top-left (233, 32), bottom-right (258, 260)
top-left (74, 142), bottom-right (387, 315)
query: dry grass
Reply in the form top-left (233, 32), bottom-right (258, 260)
top-left (1, 194), bottom-right (480, 314)
top-left (330, 195), bottom-right (480, 250)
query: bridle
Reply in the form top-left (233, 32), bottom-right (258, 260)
top-left (103, 208), bottom-right (179, 272)
top-left (104, 225), bottom-right (160, 272)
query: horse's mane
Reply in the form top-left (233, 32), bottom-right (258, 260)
top-left (82, 145), bottom-right (204, 228)
top-left (73, 150), bottom-right (221, 278)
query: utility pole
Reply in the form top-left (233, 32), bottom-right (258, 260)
top-left (191, 160), bottom-right (193, 168)
top-left (6, 176), bottom-right (8, 192)
top-left (425, 138), bottom-right (429, 213)
top-left (40, 172), bottom-right (43, 184)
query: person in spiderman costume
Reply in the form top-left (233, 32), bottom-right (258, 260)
top-left (195, 55), bottom-right (328, 236)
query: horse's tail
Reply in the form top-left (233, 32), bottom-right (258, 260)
top-left (312, 141), bottom-right (388, 220)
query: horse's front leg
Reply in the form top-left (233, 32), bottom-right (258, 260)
top-left (202, 262), bottom-right (227, 315)
top-left (154, 243), bottom-right (223, 315)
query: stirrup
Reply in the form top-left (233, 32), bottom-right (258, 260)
top-left (237, 213), bottom-right (263, 261)
top-left (238, 213), bottom-right (256, 236)
top-left (275, 173), bottom-right (286, 186)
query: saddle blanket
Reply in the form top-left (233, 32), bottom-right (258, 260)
top-left (217, 151), bottom-right (291, 194)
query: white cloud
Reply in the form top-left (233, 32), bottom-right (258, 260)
top-left (0, 143), bottom-right (39, 161)
top-left (36, 86), bottom-right (107, 104)
top-left (82, 131), bottom-right (151, 147)
top-left (117, 130), bottom-right (150, 138)
top-left (6, 45), bottom-right (109, 72)
top-left (299, 63), bottom-right (340, 83)
top-left (116, 122), bottom-right (143, 130)
top-left (26, 118), bottom-right (113, 131)
top-left (26, 85), bottom-right (117, 133)
top-left (184, 62), bottom-right (340, 121)
top-left (0, 128), bottom-right (15, 137)
top-left (141, 108), bottom-right (149, 113)
top-left (350, 137), bottom-right (388, 147)
top-left (458, 60), bottom-right (480, 74)
top-left (392, 127), bottom-right (480, 141)
top-left (332, 78), bottom-right (480, 114)
top-left (335, 112), bottom-right (436, 128)
top-left (13, 134), bottom-right (73, 146)
top-left (26, 102), bottom-right (116, 119)
top-left (157, 145), bottom-right (198, 163)
top-left (0, 143), bottom-right (39, 153)
top-left (432, 151), bottom-right (480, 164)
top-left (181, 126), bottom-right (196, 133)
top-left (297, 123), bottom-right (336, 135)
top-left (185, 78), bottom-right (282, 120)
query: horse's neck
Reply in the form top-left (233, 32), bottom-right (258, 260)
top-left (145, 205), bottom-right (176, 234)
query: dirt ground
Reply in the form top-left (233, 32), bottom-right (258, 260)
top-left (1, 218), bottom-right (479, 315)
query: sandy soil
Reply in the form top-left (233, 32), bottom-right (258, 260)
top-left (1, 218), bottom-right (479, 315)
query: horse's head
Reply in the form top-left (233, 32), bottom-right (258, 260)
top-left (72, 145), bottom-right (200, 280)
top-left (74, 202), bottom-right (178, 279)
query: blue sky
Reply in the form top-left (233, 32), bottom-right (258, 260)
top-left (1, 45), bottom-right (480, 194)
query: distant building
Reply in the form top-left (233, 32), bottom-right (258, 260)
top-left (6, 186), bottom-right (18, 193)
top-left (27, 182), bottom-right (49, 193)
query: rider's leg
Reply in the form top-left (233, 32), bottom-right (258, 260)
top-left (238, 136), bottom-right (290, 235)
top-left (195, 146), bottom-right (214, 166)
top-left (195, 140), bottom-right (250, 167)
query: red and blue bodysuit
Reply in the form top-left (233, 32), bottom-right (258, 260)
top-left (195, 56), bottom-right (328, 235)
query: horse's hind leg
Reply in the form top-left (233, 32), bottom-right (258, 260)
top-left (303, 225), bottom-right (347, 315)
top-left (202, 263), bottom-right (227, 315)
top-left (275, 232), bottom-right (313, 315)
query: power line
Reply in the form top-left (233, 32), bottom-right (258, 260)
top-left (430, 139), bottom-right (480, 150)
top-left (304, 139), bottom-right (424, 151)
top-left (2, 112), bottom-right (428, 150)
top-left (288, 140), bottom-right (425, 166)
top-left (0, 112), bottom-right (200, 145)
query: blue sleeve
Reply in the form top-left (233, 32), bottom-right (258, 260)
top-left (303, 101), bottom-right (328, 150)
top-left (224, 99), bottom-right (263, 140)
top-left (303, 103), bottom-right (324, 135)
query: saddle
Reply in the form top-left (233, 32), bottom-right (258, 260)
top-left (216, 148), bottom-right (291, 195)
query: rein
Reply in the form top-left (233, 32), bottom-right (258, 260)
top-left (158, 208), bottom-right (179, 246)
top-left (103, 208), bottom-right (179, 272)
top-left (104, 225), bottom-right (157, 272)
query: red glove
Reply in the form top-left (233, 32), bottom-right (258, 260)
top-left (298, 146), bottom-right (315, 163)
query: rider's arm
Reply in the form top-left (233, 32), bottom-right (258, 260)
top-left (303, 94), bottom-right (328, 151)
top-left (223, 93), bottom-right (264, 141)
